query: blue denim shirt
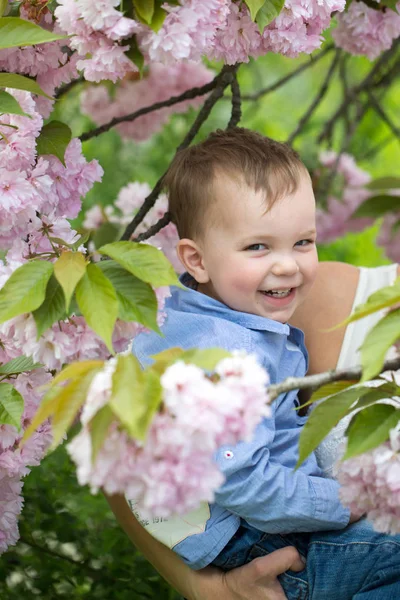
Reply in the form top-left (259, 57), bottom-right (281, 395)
top-left (132, 274), bottom-right (350, 569)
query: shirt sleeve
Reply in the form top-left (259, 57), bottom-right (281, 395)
top-left (214, 416), bottom-right (350, 533)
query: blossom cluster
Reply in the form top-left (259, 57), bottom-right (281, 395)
top-left (80, 61), bottom-right (214, 142)
top-left (315, 151), bottom-right (400, 262)
top-left (83, 181), bottom-right (183, 273)
top-left (333, 1), bottom-right (400, 61)
top-left (67, 352), bottom-right (271, 518)
top-left (0, 6), bottom-right (79, 117)
top-left (337, 422), bottom-right (400, 535)
top-left (52, 0), bottom-right (349, 82)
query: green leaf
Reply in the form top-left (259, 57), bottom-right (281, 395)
top-left (352, 195), bottom-right (400, 219)
top-left (54, 251), bottom-right (87, 312)
top-left (52, 359), bottom-right (104, 386)
top-left (98, 260), bottom-right (161, 334)
top-left (50, 370), bottom-right (99, 449)
top-left (298, 379), bottom-right (358, 410)
top-left (0, 356), bottom-right (42, 376)
top-left (124, 36), bottom-right (144, 76)
top-left (0, 0), bottom-right (8, 17)
top-left (33, 275), bottom-right (66, 338)
top-left (336, 277), bottom-right (400, 327)
top-left (110, 354), bottom-right (162, 441)
top-left (345, 405), bottom-right (400, 459)
top-left (0, 16), bottom-right (68, 49)
top-left (351, 386), bottom-right (399, 412)
top-left (360, 308), bottom-right (400, 382)
top-left (89, 404), bottom-right (114, 462)
top-left (0, 90), bottom-right (29, 117)
top-left (180, 348), bottom-right (232, 371)
top-left (22, 361), bottom-right (102, 446)
top-left (297, 385), bottom-right (373, 467)
top-left (133, 0), bottom-right (154, 23)
top-left (71, 231), bottom-right (90, 250)
top-left (245, 0), bottom-right (267, 20)
top-left (380, 0), bottom-right (399, 11)
top-left (149, 0), bottom-right (168, 31)
top-left (0, 260), bottom-right (53, 324)
top-left (36, 121), bottom-right (72, 166)
top-left (98, 241), bottom-right (180, 288)
top-left (255, 0), bottom-right (285, 33)
top-left (366, 176), bottom-right (400, 190)
top-left (0, 383), bottom-right (23, 430)
top-left (75, 263), bottom-right (118, 353)
top-left (92, 222), bottom-right (120, 249)
top-left (0, 72), bottom-right (52, 98)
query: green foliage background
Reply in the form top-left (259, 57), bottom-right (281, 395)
top-left (1, 44), bottom-right (398, 598)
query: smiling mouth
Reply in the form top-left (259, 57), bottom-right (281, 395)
top-left (260, 288), bottom-right (293, 298)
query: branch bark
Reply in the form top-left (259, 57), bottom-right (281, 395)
top-left (79, 78), bottom-right (218, 143)
top-left (240, 44), bottom-right (334, 102)
top-left (268, 355), bottom-right (400, 402)
top-left (287, 49), bottom-right (341, 145)
top-left (120, 64), bottom-right (239, 242)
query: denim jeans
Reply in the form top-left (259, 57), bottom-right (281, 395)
top-left (212, 519), bottom-right (400, 600)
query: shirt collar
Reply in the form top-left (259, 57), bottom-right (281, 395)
top-left (168, 273), bottom-right (291, 335)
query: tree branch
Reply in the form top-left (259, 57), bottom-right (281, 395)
top-left (268, 355), bottom-right (400, 402)
top-left (136, 211), bottom-right (171, 242)
top-left (120, 64), bottom-right (239, 242)
top-left (54, 76), bottom-right (84, 99)
top-left (367, 91), bottom-right (400, 139)
top-left (287, 50), bottom-right (341, 145)
top-left (227, 72), bottom-right (242, 129)
top-left (79, 78), bottom-right (218, 143)
top-left (19, 535), bottom-right (101, 579)
top-left (317, 42), bottom-right (400, 144)
top-left (315, 100), bottom-right (368, 206)
top-left (240, 44), bottom-right (334, 102)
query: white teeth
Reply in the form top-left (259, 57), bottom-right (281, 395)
top-left (262, 289), bottom-right (292, 298)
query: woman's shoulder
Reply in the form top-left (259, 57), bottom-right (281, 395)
top-left (291, 262), bottom-right (360, 375)
top-left (292, 262), bottom-right (359, 332)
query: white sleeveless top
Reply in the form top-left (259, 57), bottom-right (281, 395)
top-left (315, 263), bottom-right (399, 476)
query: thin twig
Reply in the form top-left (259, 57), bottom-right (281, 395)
top-left (54, 76), bottom-right (84, 99)
top-left (227, 72), bottom-right (242, 129)
top-left (358, 134), bottom-right (394, 161)
top-left (367, 91), bottom-right (400, 139)
top-left (240, 45), bottom-right (334, 102)
top-left (79, 78), bottom-right (218, 143)
top-left (19, 535), bottom-right (100, 578)
top-left (268, 355), bottom-right (400, 402)
top-left (120, 64), bottom-right (239, 242)
top-left (316, 101), bottom-right (368, 205)
top-left (317, 42), bottom-right (400, 144)
top-left (287, 50), bottom-right (341, 145)
top-left (136, 211), bottom-right (172, 242)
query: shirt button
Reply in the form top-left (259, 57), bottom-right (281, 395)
top-left (224, 450), bottom-right (234, 460)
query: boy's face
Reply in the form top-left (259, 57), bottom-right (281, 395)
top-left (196, 170), bottom-right (318, 324)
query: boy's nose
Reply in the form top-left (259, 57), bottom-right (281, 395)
top-left (270, 256), bottom-right (300, 277)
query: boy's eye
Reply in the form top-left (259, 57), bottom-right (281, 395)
top-left (295, 239), bottom-right (314, 247)
top-left (245, 243), bottom-right (267, 251)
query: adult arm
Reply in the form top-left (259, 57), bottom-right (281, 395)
top-left (104, 492), bottom-right (305, 600)
top-left (290, 261), bottom-right (400, 376)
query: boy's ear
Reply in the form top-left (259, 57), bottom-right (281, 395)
top-left (177, 238), bottom-right (209, 284)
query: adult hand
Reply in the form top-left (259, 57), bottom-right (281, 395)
top-left (192, 547), bottom-right (305, 600)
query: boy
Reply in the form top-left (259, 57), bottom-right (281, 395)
top-left (132, 128), bottom-right (400, 599)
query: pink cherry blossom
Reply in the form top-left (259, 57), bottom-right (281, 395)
top-left (315, 151), bottom-right (374, 244)
top-left (333, 1), bottom-right (400, 61)
top-left (68, 351), bottom-right (270, 518)
top-left (337, 424), bottom-right (400, 534)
